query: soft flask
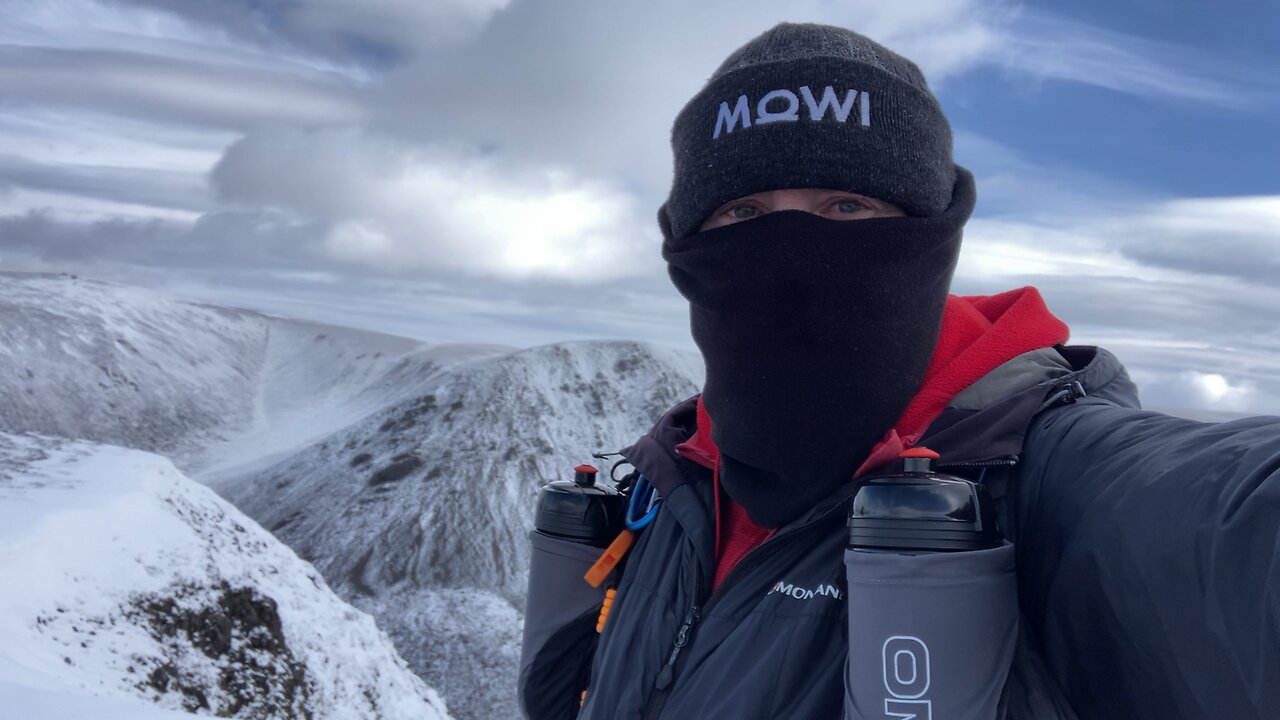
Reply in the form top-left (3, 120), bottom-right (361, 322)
top-left (844, 447), bottom-right (1018, 720)
top-left (519, 464), bottom-right (626, 720)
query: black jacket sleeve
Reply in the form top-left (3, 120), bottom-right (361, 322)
top-left (1015, 400), bottom-right (1280, 720)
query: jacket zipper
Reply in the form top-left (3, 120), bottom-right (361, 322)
top-left (938, 455), bottom-right (1019, 469)
top-left (639, 492), bottom-right (856, 719)
top-left (640, 566), bottom-right (704, 720)
top-left (653, 605), bottom-right (701, 690)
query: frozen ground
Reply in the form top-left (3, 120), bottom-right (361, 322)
top-left (0, 432), bottom-right (452, 720)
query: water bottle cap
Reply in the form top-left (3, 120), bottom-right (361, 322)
top-left (900, 446), bottom-right (938, 475)
top-left (574, 464), bottom-right (599, 487)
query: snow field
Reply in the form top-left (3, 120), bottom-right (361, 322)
top-left (0, 432), bottom-right (452, 719)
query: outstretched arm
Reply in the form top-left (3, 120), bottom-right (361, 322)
top-left (1016, 402), bottom-right (1280, 719)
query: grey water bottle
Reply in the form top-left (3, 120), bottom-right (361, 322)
top-left (844, 447), bottom-right (1018, 720)
top-left (520, 464), bottom-right (626, 719)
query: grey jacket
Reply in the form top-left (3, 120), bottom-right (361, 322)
top-left (519, 346), bottom-right (1280, 719)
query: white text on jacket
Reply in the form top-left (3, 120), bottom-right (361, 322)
top-left (767, 580), bottom-right (845, 601)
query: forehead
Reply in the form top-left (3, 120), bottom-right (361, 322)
top-left (744, 187), bottom-right (850, 194)
top-left (734, 188), bottom-right (880, 201)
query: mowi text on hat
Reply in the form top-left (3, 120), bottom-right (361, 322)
top-left (712, 85), bottom-right (871, 139)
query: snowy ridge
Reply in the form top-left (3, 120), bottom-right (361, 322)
top-left (0, 432), bottom-right (452, 720)
top-left (0, 272), bottom-right (509, 472)
top-left (218, 340), bottom-right (703, 720)
top-left (0, 273), bottom-right (267, 458)
top-left (0, 272), bottom-right (704, 719)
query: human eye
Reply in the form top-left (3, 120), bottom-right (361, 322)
top-left (831, 197), bottom-right (870, 215)
top-left (700, 196), bottom-right (771, 231)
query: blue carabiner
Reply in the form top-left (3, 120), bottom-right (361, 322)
top-left (625, 473), bottom-right (661, 531)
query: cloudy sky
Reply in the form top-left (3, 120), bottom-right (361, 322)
top-left (1, 0), bottom-right (1278, 412)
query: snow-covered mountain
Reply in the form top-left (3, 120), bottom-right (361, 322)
top-left (0, 272), bottom-right (509, 471)
top-left (215, 340), bottom-right (702, 720)
top-left (0, 273), bottom-right (704, 719)
top-left (0, 432), bottom-right (452, 720)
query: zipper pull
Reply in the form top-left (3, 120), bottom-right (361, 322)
top-left (654, 606), bottom-right (701, 690)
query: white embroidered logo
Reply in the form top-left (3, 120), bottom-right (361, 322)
top-left (767, 580), bottom-right (845, 601)
top-left (712, 86), bottom-right (871, 139)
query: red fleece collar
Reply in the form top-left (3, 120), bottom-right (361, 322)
top-left (677, 286), bottom-right (1070, 475)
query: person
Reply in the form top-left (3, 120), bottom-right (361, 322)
top-left (519, 22), bottom-right (1279, 720)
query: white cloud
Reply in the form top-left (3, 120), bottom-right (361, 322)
top-left (3, 0), bottom-right (1278, 414)
top-left (279, 0), bottom-right (514, 53)
top-left (211, 129), bottom-right (658, 282)
top-left (365, 0), bottom-right (1014, 204)
top-left (0, 188), bottom-right (199, 222)
top-left (828, 0), bottom-right (1008, 81)
top-left (959, 193), bottom-right (1280, 287)
top-left (992, 9), bottom-right (1277, 107)
top-left (0, 46), bottom-right (366, 130)
top-left (1104, 196), bottom-right (1280, 281)
top-left (1141, 370), bottom-right (1258, 413)
top-left (0, 154), bottom-right (210, 214)
top-left (0, 0), bottom-right (232, 52)
top-left (0, 108), bottom-right (233, 173)
top-left (949, 192), bottom-right (1280, 415)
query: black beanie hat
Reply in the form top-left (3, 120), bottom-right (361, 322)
top-left (662, 22), bottom-right (955, 239)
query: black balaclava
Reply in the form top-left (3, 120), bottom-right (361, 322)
top-left (659, 23), bottom-right (972, 528)
top-left (662, 170), bottom-right (974, 528)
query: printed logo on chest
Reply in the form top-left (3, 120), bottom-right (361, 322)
top-left (767, 579), bottom-right (846, 601)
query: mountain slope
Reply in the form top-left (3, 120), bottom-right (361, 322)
top-left (0, 272), bottom-right (704, 720)
top-left (0, 431), bottom-right (453, 720)
top-left (0, 272), bottom-right (267, 458)
top-left (0, 272), bottom-right (508, 474)
top-left (217, 340), bottom-right (703, 720)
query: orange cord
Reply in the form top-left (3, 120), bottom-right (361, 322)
top-left (595, 587), bottom-right (617, 633)
top-left (579, 529), bottom-right (636, 708)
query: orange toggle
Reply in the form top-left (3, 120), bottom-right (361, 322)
top-left (584, 529), bottom-right (634, 588)
top-left (595, 587), bottom-right (617, 633)
top-left (900, 446), bottom-right (940, 460)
